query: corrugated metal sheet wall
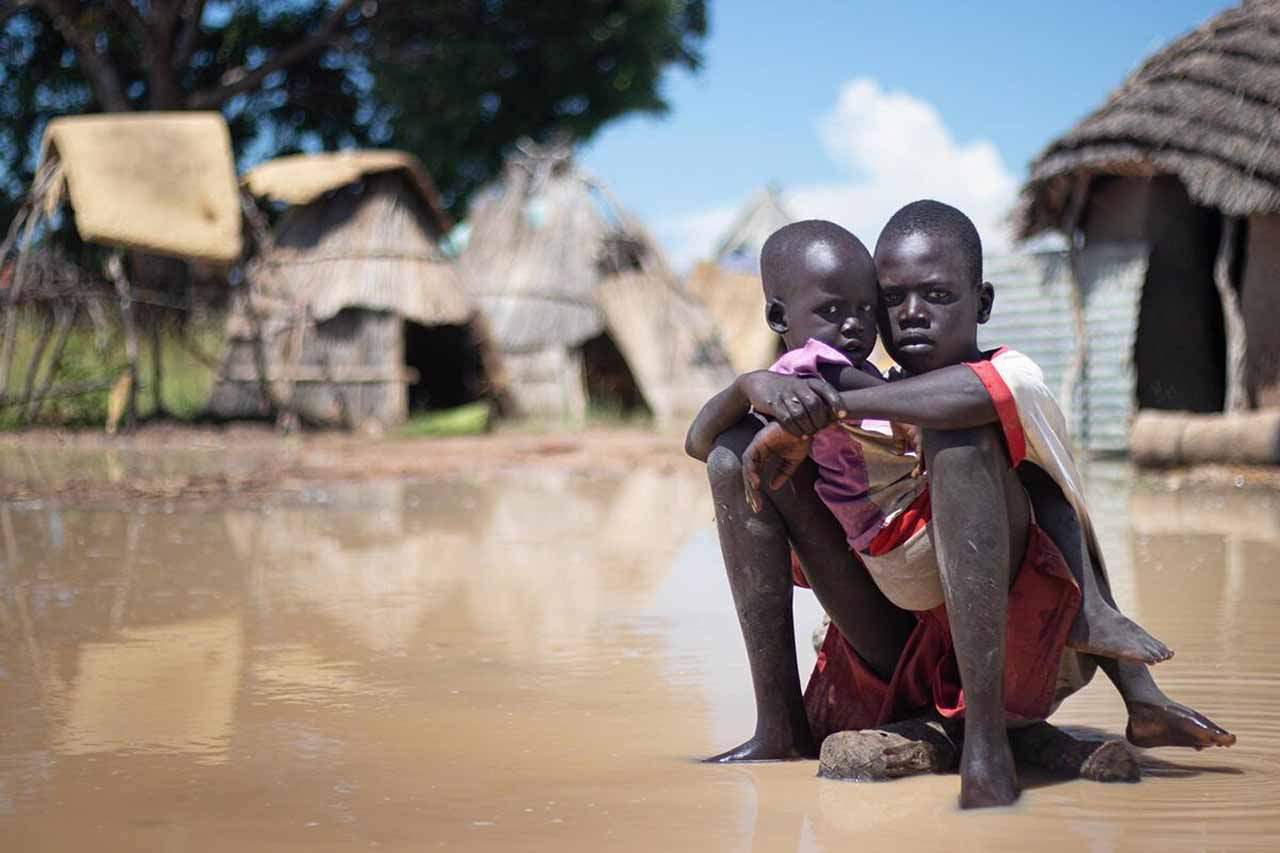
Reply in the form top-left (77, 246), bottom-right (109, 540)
top-left (979, 242), bottom-right (1149, 454)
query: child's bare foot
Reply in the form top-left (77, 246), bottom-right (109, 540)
top-left (1068, 604), bottom-right (1173, 665)
top-left (704, 733), bottom-right (817, 763)
top-left (958, 735), bottom-right (1020, 809)
top-left (1125, 701), bottom-right (1236, 750)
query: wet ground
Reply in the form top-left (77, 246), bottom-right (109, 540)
top-left (1, 443), bottom-right (1278, 851)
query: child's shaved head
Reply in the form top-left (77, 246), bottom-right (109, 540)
top-left (876, 200), bottom-right (983, 287)
top-left (760, 220), bottom-right (875, 302)
top-left (758, 220), bottom-right (879, 358)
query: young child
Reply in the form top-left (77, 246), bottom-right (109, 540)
top-left (729, 205), bottom-right (1233, 809)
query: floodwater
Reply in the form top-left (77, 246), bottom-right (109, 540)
top-left (1, 451), bottom-right (1278, 852)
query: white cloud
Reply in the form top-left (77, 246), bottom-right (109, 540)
top-left (662, 78), bottom-right (1019, 271)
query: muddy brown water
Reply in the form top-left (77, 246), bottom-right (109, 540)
top-left (1, 451), bottom-right (1278, 851)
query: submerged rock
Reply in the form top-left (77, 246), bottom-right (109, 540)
top-left (818, 718), bottom-right (959, 781)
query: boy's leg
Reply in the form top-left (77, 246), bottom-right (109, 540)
top-left (703, 417), bottom-right (914, 762)
top-left (1020, 474), bottom-right (1235, 749)
top-left (1019, 466), bottom-right (1172, 664)
top-left (923, 423), bottom-right (1030, 809)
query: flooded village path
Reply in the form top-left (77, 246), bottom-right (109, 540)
top-left (1, 431), bottom-right (1278, 851)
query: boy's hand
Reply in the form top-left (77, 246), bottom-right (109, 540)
top-left (743, 421), bottom-right (812, 512)
top-left (737, 372), bottom-right (845, 437)
top-left (892, 421), bottom-right (926, 477)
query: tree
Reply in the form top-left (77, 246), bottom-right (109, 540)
top-left (0, 0), bottom-right (708, 220)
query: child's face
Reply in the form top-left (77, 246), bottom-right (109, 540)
top-left (773, 265), bottom-right (879, 362)
top-left (875, 231), bottom-right (993, 375)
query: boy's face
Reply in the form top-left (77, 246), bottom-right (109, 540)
top-left (767, 249), bottom-right (879, 361)
top-left (875, 231), bottom-right (993, 375)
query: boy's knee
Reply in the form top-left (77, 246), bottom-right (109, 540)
top-left (706, 444), bottom-right (745, 492)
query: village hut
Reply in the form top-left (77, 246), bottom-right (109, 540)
top-left (1, 113), bottom-right (242, 428)
top-left (685, 186), bottom-right (794, 374)
top-left (1014, 0), bottom-right (1280, 456)
top-left (459, 140), bottom-right (733, 423)
top-left (208, 151), bottom-right (502, 429)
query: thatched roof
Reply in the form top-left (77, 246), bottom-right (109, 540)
top-left (1018, 0), bottom-right (1280, 237)
top-left (253, 169), bottom-right (469, 327)
top-left (460, 140), bottom-right (667, 353)
top-left (713, 185), bottom-right (794, 271)
top-left (243, 150), bottom-right (451, 234)
top-left (37, 112), bottom-right (242, 262)
top-left (459, 140), bottom-right (733, 419)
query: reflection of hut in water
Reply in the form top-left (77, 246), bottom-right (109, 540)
top-left (686, 187), bottom-right (794, 374)
top-left (459, 140), bottom-right (733, 422)
top-left (208, 151), bottom-right (503, 429)
top-left (1015, 0), bottom-right (1280, 438)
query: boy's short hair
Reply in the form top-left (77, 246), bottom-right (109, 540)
top-left (877, 200), bottom-right (983, 286)
top-left (760, 219), bottom-right (872, 299)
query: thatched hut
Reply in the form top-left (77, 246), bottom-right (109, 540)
top-left (459, 141), bottom-right (733, 422)
top-left (1017, 0), bottom-right (1280, 424)
top-left (686, 186), bottom-right (794, 374)
top-left (208, 151), bottom-right (501, 429)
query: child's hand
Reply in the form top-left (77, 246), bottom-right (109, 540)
top-left (742, 421), bottom-right (812, 512)
top-left (737, 372), bottom-right (845, 437)
top-left (891, 422), bottom-right (926, 477)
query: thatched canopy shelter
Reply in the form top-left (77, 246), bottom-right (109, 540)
top-left (459, 140), bottom-right (733, 422)
top-left (1015, 0), bottom-right (1280, 417)
top-left (209, 151), bottom-right (501, 429)
top-left (1, 112), bottom-right (242, 429)
top-left (38, 112), bottom-right (242, 263)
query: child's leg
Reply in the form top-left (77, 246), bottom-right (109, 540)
top-left (923, 423), bottom-right (1030, 809)
top-left (703, 417), bottom-right (914, 762)
top-left (1020, 465), bottom-right (1172, 664)
top-left (1020, 474), bottom-right (1235, 749)
top-left (704, 419), bottom-right (812, 762)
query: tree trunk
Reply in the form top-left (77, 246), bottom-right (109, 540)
top-left (1214, 217), bottom-right (1250, 412)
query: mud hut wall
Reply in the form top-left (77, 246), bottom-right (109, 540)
top-left (1242, 213), bottom-right (1280, 407)
top-left (503, 347), bottom-right (587, 422)
top-left (1083, 176), bottom-right (1226, 414)
top-left (291, 309), bottom-right (407, 427)
top-left (208, 309), bottom-right (409, 426)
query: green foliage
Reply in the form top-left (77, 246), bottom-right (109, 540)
top-left (0, 309), bottom-right (222, 429)
top-left (0, 1), bottom-right (708, 222)
top-left (395, 401), bottom-right (492, 438)
top-left (370, 0), bottom-right (708, 209)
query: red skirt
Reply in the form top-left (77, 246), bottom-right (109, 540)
top-left (797, 523), bottom-right (1082, 743)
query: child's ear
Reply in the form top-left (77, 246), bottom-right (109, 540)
top-left (766, 298), bottom-right (789, 335)
top-left (976, 282), bottom-right (995, 324)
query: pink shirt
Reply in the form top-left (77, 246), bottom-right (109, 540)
top-left (769, 339), bottom-right (926, 552)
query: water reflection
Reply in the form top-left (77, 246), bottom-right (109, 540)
top-left (0, 456), bottom-right (1277, 852)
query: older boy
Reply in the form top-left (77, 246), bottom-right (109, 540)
top-left (737, 202), bottom-right (1233, 808)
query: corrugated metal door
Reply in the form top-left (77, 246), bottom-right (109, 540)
top-left (979, 243), bottom-right (1148, 454)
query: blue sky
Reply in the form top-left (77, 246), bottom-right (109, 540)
top-left (580, 0), bottom-right (1232, 267)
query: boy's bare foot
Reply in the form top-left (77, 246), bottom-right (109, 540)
top-left (958, 735), bottom-right (1020, 809)
top-left (1125, 701), bottom-right (1236, 750)
top-left (704, 733), bottom-right (817, 763)
top-left (1067, 604), bottom-right (1174, 665)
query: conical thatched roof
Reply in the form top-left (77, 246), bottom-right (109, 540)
top-left (1018, 0), bottom-right (1280, 237)
top-left (713, 185), bottom-right (794, 271)
top-left (459, 140), bottom-right (623, 353)
top-left (247, 160), bottom-right (468, 327)
top-left (459, 140), bottom-right (734, 420)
